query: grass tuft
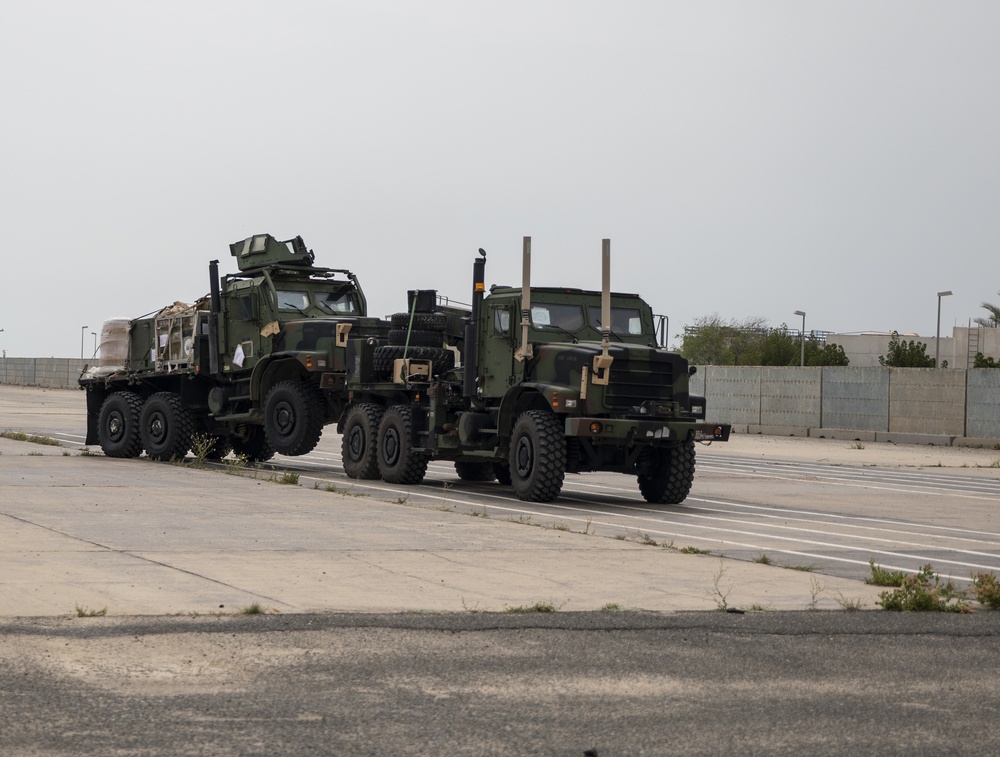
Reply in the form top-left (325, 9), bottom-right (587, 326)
top-left (502, 600), bottom-right (563, 613)
top-left (75, 605), bottom-right (107, 617)
top-left (1, 430), bottom-right (60, 446)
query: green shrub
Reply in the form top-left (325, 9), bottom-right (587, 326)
top-left (971, 572), bottom-right (1000, 609)
top-left (878, 564), bottom-right (970, 612)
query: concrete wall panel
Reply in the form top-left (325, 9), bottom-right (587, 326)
top-left (0, 358), bottom-right (86, 389)
top-left (701, 366), bottom-right (761, 425)
top-left (888, 368), bottom-right (966, 435)
top-left (821, 367), bottom-right (889, 432)
top-left (760, 367), bottom-right (822, 427)
top-left (966, 369), bottom-right (1000, 439)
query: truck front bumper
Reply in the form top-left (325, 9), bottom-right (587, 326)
top-left (564, 417), bottom-right (731, 443)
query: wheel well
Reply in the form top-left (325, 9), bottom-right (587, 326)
top-left (255, 358), bottom-right (309, 400)
top-left (497, 388), bottom-right (552, 440)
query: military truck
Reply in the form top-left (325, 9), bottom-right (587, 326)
top-left (80, 234), bottom-right (386, 462)
top-left (339, 237), bottom-right (730, 503)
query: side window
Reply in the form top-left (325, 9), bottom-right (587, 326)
top-left (236, 294), bottom-right (257, 321)
top-left (493, 307), bottom-right (511, 336)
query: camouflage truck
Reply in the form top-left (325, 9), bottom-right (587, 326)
top-left (80, 234), bottom-right (387, 462)
top-left (339, 237), bottom-right (730, 503)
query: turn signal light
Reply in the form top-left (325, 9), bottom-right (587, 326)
top-left (589, 421), bottom-right (603, 434)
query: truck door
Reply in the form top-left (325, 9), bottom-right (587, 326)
top-left (479, 302), bottom-right (518, 398)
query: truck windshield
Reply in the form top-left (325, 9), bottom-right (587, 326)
top-left (530, 303), bottom-right (584, 332)
top-left (315, 290), bottom-right (358, 314)
top-left (276, 290), bottom-right (310, 311)
top-left (587, 306), bottom-right (644, 336)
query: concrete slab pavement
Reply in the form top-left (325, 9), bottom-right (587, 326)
top-left (0, 437), bottom-right (884, 616)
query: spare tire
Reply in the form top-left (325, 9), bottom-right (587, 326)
top-left (388, 329), bottom-right (444, 348)
top-left (389, 312), bottom-right (447, 331)
top-left (373, 346), bottom-right (455, 376)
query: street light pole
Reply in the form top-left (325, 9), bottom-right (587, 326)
top-left (793, 310), bottom-right (806, 367)
top-left (936, 291), bottom-right (952, 369)
top-left (91, 331), bottom-right (97, 358)
top-left (81, 325), bottom-right (88, 360)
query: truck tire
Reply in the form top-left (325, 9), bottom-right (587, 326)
top-left (390, 312), bottom-right (447, 331)
top-left (231, 428), bottom-right (275, 462)
top-left (97, 391), bottom-right (143, 458)
top-left (638, 441), bottom-right (695, 504)
top-left (264, 380), bottom-right (325, 456)
top-left (377, 405), bottom-right (428, 484)
top-left (508, 410), bottom-right (566, 502)
top-left (454, 461), bottom-right (497, 482)
top-left (372, 346), bottom-right (455, 376)
top-left (388, 329), bottom-right (444, 348)
top-left (341, 403), bottom-right (383, 479)
top-left (140, 392), bottom-right (194, 461)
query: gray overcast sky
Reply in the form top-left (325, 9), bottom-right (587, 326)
top-left (2, 1), bottom-right (998, 358)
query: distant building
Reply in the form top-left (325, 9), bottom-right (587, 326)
top-left (828, 327), bottom-right (1000, 368)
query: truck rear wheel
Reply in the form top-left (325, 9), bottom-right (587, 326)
top-left (377, 405), bottom-right (427, 484)
top-left (97, 391), bottom-right (143, 458)
top-left (264, 380), bottom-right (325, 456)
top-left (454, 461), bottom-right (497, 482)
top-left (231, 428), bottom-right (275, 462)
top-left (341, 403), bottom-right (383, 479)
top-left (509, 411), bottom-right (566, 502)
top-left (638, 441), bottom-right (695, 504)
top-left (140, 392), bottom-right (193, 461)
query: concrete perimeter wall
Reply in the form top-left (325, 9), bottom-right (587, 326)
top-left (697, 365), bottom-right (1000, 447)
top-left (0, 358), bottom-right (88, 389)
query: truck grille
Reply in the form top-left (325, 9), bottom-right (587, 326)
top-left (603, 349), bottom-right (674, 411)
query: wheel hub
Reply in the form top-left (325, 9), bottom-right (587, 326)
top-left (383, 428), bottom-right (400, 466)
top-left (275, 403), bottom-right (294, 435)
top-left (348, 426), bottom-right (365, 459)
top-left (514, 436), bottom-right (534, 478)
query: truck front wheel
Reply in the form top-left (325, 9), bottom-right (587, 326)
top-left (509, 411), bottom-right (566, 502)
top-left (377, 405), bottom-right (427, 484)
top-left (264, 380), bottom-right (325, 456)
top-left (342, 403), bottom-right (383, 479)
top-left (140, 392), bottom-right (193, 461)
top-left (638, 441), bottom-right (695, 504)
top-left (98, 391), bottom-right (143, 458)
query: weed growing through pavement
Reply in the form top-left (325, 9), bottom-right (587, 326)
top-left (807, 577), bottom-right (826, 610)
top-left (189, 433), bottom-right (216, 467)
top-left (240, 602), bottom-right (265, 614)
top-left (224, 453), bottom-right (249, 474)
top-left (75, 605), bottom-right (107, 617)
top-left (753, 554), bottom-right (773, 565)
top-left (275, 472), bottom-right (299, 486)
top-left (971, 572), bottom-right (1000, 609)
top-left (865, 559), bottom-right (906, 587)
top-left (680, 546), bottom-right (711, 555)
top-left (1, 431), bottom-right (60, 446)
top-left (710, 559), bottom-right (733, 611)
top-left (502, 600), bottom-right (564, 613)
top-left (877, 564), bottom-right (970, 612)
top-left (784, 564), bottom-right (818, 572)
top-left (599, 603), bottom-right (624, 612)
top-left (834, 593), bottom-right (865, 611)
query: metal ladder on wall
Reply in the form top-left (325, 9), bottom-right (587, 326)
top-left (967, 326), bottom-right (981, 368)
